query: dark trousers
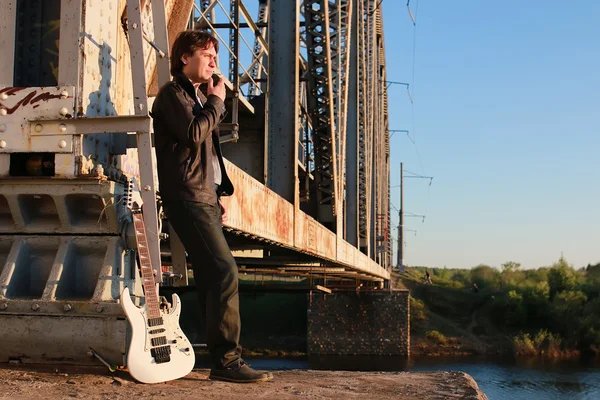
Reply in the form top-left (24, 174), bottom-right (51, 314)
top-left (162, 200), bottom-right (241, 368)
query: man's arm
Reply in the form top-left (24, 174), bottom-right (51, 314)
top-left (155, 84), bottom-right (226, 147)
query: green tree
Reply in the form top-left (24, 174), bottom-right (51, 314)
top-left (586, 262), bottom-right (600, 285)
top-left (525, 267), bottom-right (550, 284)
top-left (580, 298), bottom-right (600, 350)
top-left (470, 264), bottom-right (500, 290)
top-left (502, 261), bottom-right (521, 272)
top-left (548, 257), bottom-right (577, 299)
top-left (551, 290), bottom-right (587, 339)
top-left (521, 283), bottom-right (551, 330)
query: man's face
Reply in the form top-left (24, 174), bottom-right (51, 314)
top-left (181, 43), bottom-right (217, 84)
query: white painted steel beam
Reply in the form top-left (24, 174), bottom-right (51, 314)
top-left (127, 0), bottom-right (161, 283)
top-left (58, 0), bottom-right (83, 87)
top-left (0, 1), bottom-right (17, 86)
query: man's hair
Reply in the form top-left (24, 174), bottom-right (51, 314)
top-left (170, 30), bottom-right (219, 76)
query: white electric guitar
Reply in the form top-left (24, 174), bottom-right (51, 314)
top-left (121, 178), bottom-right (195, 383)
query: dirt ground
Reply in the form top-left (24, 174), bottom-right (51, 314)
top-left (0, 364), bottom-right (487, 400)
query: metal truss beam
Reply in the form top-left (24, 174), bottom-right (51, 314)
top-left (357, 0), bottom-right (369, 252)
top-left (331, 0), bottom-right (352, 208)
top-left (248, 0), bottom-right (269, 97)
top-left (345, 0), bottom-right (359, 246)
top-left (304, 0), bottom-right (339, 229)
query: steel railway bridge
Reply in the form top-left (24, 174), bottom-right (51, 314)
top-left (0, 0), bottom-right (406, 365)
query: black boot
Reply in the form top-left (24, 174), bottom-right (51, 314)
top-left (209, 360), bottom-right (273, 383)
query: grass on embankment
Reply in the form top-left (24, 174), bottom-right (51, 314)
top-left (394, 269), bottom-right (507, 356)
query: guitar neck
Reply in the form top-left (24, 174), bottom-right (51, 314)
top-left (132, 212), bottom-right (162, 320)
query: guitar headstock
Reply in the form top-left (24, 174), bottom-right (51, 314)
top-left (125, 177), bottom-right (144, 213)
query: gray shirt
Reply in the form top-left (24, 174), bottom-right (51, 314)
top-left (196, 93), bottom-right (222, 186)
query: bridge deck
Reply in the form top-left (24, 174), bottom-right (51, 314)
top-left (219, 160), bottom-right (389, 282)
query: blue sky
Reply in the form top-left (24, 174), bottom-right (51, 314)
top-left (383, 1), bottom-right (600, 269)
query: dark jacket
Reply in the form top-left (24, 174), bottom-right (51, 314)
top-left (151, 73), bottom-right (234, 204)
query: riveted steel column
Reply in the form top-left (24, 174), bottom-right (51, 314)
top-left (266, 0), bottom-right (299, 205)
top-left (151, 0), bottom-right (171, 86)
top-left (58, 0), bottom-right (83, 86)
top-left (127, 0), bottom-right (161, 282)
top-left (0, 1), bottom-right (17, 86)
top-left (345, 0), bottom-right (359, 247)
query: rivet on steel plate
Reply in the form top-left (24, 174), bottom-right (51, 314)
top-left (59, 124), bottom-right (67, 132)
top-left (58, 140), bottom-right (67, 148)
top-left (0, 140), bottom-right (6, 149)
top-left (96, 305), bottom-right (104, 313)
top-left (31, 304), bottom-right (40, 311)
top-left (0, 303), bottom-right (7, 310)
top-left (59, 107), bottom-right (69, 116)
top-left (0, 93), bottom-right (7, 100)
top-left (132, 23), bottom-right (138, 29)
top-left (138, 103), bottom-right (144, 111)
top-left (0, 108), bottom-right (6, 116)
top-left (60, 90), bottom-right (69, 99)
top-left (143, 185), bottom-right (151, 192)
top-left (35, 124), bottom-right (43, 132)
top-left (0, 124), bottom-right (6, 132)
top-left (63, 304), bottom-right (72, 312)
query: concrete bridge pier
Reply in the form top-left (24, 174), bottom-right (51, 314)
top-left (307, 290), bottom-right (410, 356)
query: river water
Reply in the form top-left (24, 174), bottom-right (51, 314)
top-left (231, 356), bottom-right (600, 400)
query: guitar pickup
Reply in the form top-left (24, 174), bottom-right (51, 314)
top-left (151, 336), bottom-right (168, 347)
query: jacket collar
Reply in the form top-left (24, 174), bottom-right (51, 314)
top-left (173, 72), bottom-right (207, 105)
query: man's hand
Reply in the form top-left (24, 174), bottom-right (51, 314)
top-left (208, 75), bottom-right (226, 101)
top-left (219, 199), bottom-right (228, 223)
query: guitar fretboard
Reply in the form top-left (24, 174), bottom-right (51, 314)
top-left (132, 212), bottom-right (162, 321)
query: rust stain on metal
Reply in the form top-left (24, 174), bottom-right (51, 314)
top-left (316, 228), bottom-right (336, 259)
top-left (274, 197), bottom-right (291, 242)
top-left (222, 161), bottom-right (389, 279)
top-left (307, 219), bottom-right (316, 251)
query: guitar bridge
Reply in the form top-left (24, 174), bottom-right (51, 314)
top-left (150, 345), bottom-right (172, 364)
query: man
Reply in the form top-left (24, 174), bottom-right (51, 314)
top-left (151, 30), bottom-right (272, 383)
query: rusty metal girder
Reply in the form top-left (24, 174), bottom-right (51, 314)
top-left (221, 160), bottom-right (389, 280)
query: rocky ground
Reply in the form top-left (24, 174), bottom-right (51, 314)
top-left (0, 364), bottom-right (487, 400)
